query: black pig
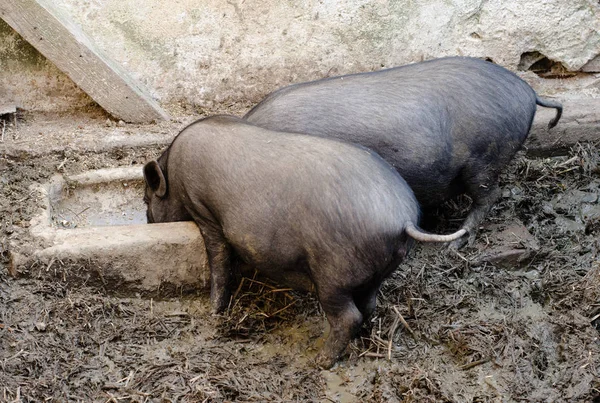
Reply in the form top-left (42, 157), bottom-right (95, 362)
top-left (143, 115), bottom-right (465, 368)
top-left (244, 56), bottom-right (563, 247)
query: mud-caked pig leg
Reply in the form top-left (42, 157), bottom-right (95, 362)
top-left (353, 286), bottom-right (379, 322)
top-left (450, 169), bottom-right (502, 249)
top-left (354, 254), bottom-right (406, 320)
top-left (315, 288), bottom-right (364, 369)
top-left (198, 225), bottom-right (234, 314)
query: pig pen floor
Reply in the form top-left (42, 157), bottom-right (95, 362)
top-left (1, 110), bottom-right (599, 402)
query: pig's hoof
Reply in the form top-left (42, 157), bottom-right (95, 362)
top-left (314, 352), bottom-right (337, 370)
top-left (448, 232), bottom-right (469, 250)
top-left (210, 307), bottom-right (225, 316)
top-left (210, 297), bottom-right (230, 315)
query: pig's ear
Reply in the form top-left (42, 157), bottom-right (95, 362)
top-left (143, 160), bottom-right (167, 198)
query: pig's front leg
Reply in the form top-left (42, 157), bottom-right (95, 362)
top-left (198, 224), bottom-right (234, 314)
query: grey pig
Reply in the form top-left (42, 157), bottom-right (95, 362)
top-left (143, 115), bottom-right (465, 368)
top-left (244, 56), bottom-right (563, 248)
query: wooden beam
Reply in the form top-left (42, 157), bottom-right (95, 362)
top-left (0, 0), bottom-right (169, 123)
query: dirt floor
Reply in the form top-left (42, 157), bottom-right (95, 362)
top-left (0, 109), bottom-right (599, 402)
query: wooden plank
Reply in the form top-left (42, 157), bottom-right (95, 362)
top-left (0, 0), bottom-right (169, 123)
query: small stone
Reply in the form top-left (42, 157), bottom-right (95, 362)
top-left (542, 203), bottom-right (556, 216)
top-left (35, 322), bottom-right (46, 331)
top-left (582, 193), bottom-right (598, 203)
top-left (555, 216), bottom-right (586, 234)
top-left (581, 204), bottom-right (600, 221)
top-left (480, 249), bottom-right (533, 269)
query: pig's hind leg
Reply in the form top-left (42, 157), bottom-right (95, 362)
top-left (450, 166), bottom-right (502, 249)
top-left (353, 255), bottom-right (405, 321)
top-left (354, 287), bottom-right (378, 322)
top-left (311, 255), bottom-right (399, 368)
top-left (315, 288), bottom-right (363, 369)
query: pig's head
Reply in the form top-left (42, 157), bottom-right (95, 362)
top-left (143, 158), bottom-right (191, 223)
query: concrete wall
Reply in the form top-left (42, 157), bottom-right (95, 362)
top-left (0, 18), bottom-right (93, 112)
top-left (1, 0), bottom-right (599, 115)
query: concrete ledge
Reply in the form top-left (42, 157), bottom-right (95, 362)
top-left (67, 166), bottom-right (144, 185)
top-left (9, 167), bottom-right (209, 297)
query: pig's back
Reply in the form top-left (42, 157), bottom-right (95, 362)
top-left (243, 57), bottom-right (538, 205)
top-left (245, 57), bottom-right (536, 142)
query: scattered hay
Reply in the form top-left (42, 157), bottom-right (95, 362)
top-left (219, 274), bottom-right (320, 341)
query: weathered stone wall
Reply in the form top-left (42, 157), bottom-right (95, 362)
top-left (1, 0), bottom-right (599, 114)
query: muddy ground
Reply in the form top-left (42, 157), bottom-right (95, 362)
top-left (0, 110), bottom-right (599, 402)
